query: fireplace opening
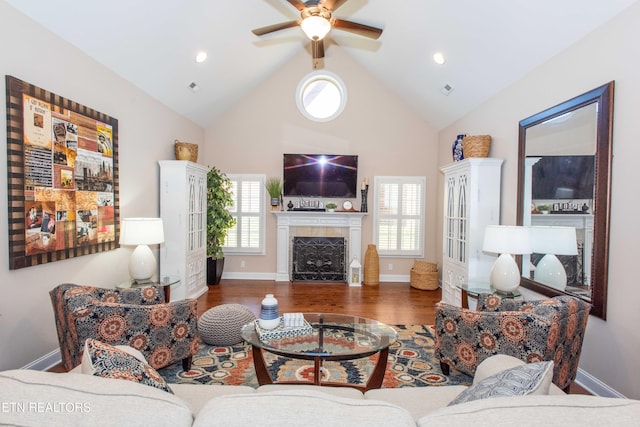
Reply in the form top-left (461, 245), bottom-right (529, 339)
top-left (291, 236), bottom-right (346, 282)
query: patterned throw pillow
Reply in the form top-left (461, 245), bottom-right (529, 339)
top-left (81, 339), bottom-right (173, 394)
top-left (448, 361), bottom-right (553, 406)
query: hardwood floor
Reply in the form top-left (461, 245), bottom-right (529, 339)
top-left (49, 279), bottom-right (590, 394)
top-left (196, 280), bottom-right (438, 325)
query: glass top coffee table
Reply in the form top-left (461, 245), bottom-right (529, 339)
top-left (241, 313), bottom-right (397, 391)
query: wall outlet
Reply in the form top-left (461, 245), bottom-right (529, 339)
top-left (388, 263), bottom-right (393, 271)
top-left (240, 260), bottom-right (246, 268)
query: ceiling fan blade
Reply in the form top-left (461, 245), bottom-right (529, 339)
top-left (286, 0), bottom-right (307, 11)
top-left (332, 19), bottom-right (383, 39)
top-left (252, 20), bottom-right (300, 36)
top-left (312, 39), bottom-right (325, 59)
top-left (322, 0), bottom-right (350, 12)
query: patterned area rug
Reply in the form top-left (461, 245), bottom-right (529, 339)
top-left (157, 324), bottom-right (472, 388)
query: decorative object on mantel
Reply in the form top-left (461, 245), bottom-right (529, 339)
top-left (452, 134), bottom-right (465, 161)
top-left (349, 257), bottom-right (362, 286)
top-left (360, 177), bottom-right (369, 212)
top-left (463, 135), bottom-right (491, 158)
top-left (325, 202), bottom-right (337, 212)
top-left (363, 244), bottom-right (380, 286)
top-left (174, 139), bottom-right (198, 162)
top-left (410, 260), bottom-right (439, 290)
top-left (265, 177), bottom-right (283, 211)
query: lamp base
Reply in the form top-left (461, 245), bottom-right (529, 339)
top-left (490, 253), bottom-right (521, 293)
top-left (533, 253), bottom-right (567, 291)
top-left (129, 244), bottom-right (156, 282)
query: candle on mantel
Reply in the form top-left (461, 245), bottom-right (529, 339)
top-left (364, 177), bottom-right (369, 187)
top-left (361, 180), bottom-right (366, 190)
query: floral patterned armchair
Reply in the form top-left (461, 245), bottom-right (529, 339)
top-left (50, 283), bottom-right (198, 371)
top-left (435, 293), bottom-right (591, 391)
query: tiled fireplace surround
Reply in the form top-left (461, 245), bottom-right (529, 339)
top-left (273, 211), bottom-right (366, 282)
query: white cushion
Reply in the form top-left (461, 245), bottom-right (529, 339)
top-left (192, 389), bottom-right (415, 427)
top-left (418, 395), bottom-right (640, 427)
top-left (447, 361), bottom-right (553, 406)
top-left (0, 369), bottom-right (192, 427)
top-left (366, 386), bottom-right (468, 420)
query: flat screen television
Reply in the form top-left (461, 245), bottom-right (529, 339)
top-left (530, 155), bottom-right (595, 200)
top-left (283, 154), bottom-right (358, 198)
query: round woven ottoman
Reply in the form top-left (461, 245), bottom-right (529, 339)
top-left (198, 304), bottom-right (256, 346)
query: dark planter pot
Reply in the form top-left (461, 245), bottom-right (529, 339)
top-left (207, 257), bottom-right (225, 285)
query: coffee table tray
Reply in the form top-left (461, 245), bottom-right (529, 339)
top-left (254, 318), bottom-right (313, 341)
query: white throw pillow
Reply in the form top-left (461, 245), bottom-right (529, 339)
top-left (448, 361), bottom-right (553, 406)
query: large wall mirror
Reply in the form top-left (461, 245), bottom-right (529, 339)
top-left (516, 81), bottom-right (614, 319)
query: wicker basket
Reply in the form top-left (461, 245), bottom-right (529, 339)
top-left (410, 260), bottom-right (438, 290)
top-left (463, 135), bottom-right (491, 158)
top-left (174, 140), bottom-right (199, 162)
top-left (413, 260), bottom-right (438, 273)
top-left (410, 269), bottom-right (439, 290)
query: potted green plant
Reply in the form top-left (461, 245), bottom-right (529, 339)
top-left (206, 166), bottom-right (236, 285)
top-left (537, 204), bottom-right (551, 214)
top-left (325, 202), bottom-right (337, 212)
top-left (265, 177), bottom-right (282, 210)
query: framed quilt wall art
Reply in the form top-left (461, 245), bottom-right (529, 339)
top-left (5, 76), bottom-right (120, 269)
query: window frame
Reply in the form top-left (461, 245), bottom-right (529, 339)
top-left (372, 176), bottom-right (426, 258)
top-left (223, 174), bottom-right (266, 255)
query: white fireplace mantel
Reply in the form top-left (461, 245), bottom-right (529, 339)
top-left (273, 211), bottom-right (366, 282)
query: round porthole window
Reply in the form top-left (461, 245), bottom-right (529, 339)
top-left (296, 71), bottom-right (347, 122)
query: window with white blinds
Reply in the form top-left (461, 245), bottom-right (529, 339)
top-left (223, 174), bottom-right (265, 254)
top-left (373, 176), bottom-right (425, 257)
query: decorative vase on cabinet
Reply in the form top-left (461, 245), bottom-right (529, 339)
top-left (440, 158), bottom-right (503, 306)
top-left (159, 160), bottom-right (209, 301)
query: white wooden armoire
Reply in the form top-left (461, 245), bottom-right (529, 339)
top-left (440, 158), bottom-right (503, 306)
top-left (159, 160), bottom-right (209, 301)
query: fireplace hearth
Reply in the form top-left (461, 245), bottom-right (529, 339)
top-left (292, 237), bottom-right (346, 282)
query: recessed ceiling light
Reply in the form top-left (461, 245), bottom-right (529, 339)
top-left (195, 51), bottom-right (207, 63)
top-left (433, 52), bottom-right (445, 65)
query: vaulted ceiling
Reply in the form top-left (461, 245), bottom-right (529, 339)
top-left (6, 0), bottom-right (637, 130)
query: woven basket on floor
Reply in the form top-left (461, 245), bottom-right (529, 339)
top-left (410, 260), bottom-right (438, 290)
top-left (410, 269), bottom-right (439, 290)
top-left (463, 135), bottom-right (491, 158)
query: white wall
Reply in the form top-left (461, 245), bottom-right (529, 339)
top-left (438, 3), bottom-right (640, 399)
top-left (0, 1), bottom-right (204, 370)
top-left (204, 47), bottom-right (439, 278)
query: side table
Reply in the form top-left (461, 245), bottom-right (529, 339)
top-left (456, 282), bottom-right (522, 309)
top-left (116, 276), bottom-right (180, 303)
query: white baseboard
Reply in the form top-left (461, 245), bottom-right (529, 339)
top-left (222, 272), bottom-right (276, 281)
top-left (22, 349), bottom-right (61, 371)
top-left (575, 367), bottom-right (626, 398)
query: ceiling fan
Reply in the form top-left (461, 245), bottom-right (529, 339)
top-left (252, 0), bottom-right (383, 60)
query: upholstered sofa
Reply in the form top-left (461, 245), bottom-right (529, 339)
top-left (1, 354), bottom-right (639, 426)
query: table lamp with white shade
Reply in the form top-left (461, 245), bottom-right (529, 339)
top-left (482, 225), bottom-right (531, 293)
top-left (120, 218), bottom-right (165, 283)
top-left (531, 226), bottom-right (578, 291)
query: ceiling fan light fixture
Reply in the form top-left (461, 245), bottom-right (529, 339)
top-left (301, 15), bottom-right (331, 41)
